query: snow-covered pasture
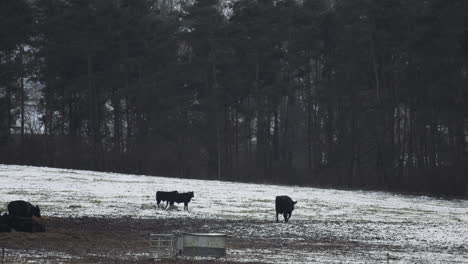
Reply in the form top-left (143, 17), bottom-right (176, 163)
top-left (1, 164), bottom-right (467, 263)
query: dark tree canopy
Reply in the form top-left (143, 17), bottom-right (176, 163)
top-left (1, 0), bottom-right (467, 197)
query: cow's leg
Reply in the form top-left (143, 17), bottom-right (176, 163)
top-left (283, 213), bottom-right (288, 223)
top-left (276, 212), bottom-right (279, 223)
top-left (156, 199), bottom-right (161, 207)
top-left (184, 202), bottom-right (188, 211)
top-left (165, 201), bottom-right (169, 209)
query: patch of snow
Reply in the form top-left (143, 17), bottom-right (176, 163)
top-left (1, 164), bottom-right (467, 263)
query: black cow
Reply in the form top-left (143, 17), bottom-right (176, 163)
top-left (0, 213), bottom-right (45, 233)
top-left (156, 191), bottom-right (178, 208)
top-left (174, 192), bottom-right (194, 211)
top-left (8, 200), bottom-right (41, 218)
top-left (275, 196), bottom-right (297, 223)
top-left (9, 216), bottom-right (45, 232)
top-left (0, 213), bottom-right (12, 232)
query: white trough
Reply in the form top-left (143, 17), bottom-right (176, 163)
top-left (175, 233), bottom-right (227, 257)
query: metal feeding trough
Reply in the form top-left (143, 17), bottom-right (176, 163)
top-left (175, 233), bottom-right (227, 257)
top-left (149, 234), bottom-right (175, 258)
top-left (150, 232), bottom-right (227, 259)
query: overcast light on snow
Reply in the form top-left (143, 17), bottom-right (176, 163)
top-left (1, 164), bottom-right (467, 263)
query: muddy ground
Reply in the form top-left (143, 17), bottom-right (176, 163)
top-left (2, 215), bottom-right (463, 263)
top-left (0, 216), bottom-right (365, 264)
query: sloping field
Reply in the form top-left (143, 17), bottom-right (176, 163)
top-left (0, 164), bottom-right (467, 263)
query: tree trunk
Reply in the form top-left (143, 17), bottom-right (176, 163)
top-left (20, 48), bottom-right (26, 157)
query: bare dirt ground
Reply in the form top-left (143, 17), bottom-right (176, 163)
top-left (0, 216), bottom-right (367, 264)
top-left (0, 216), bottom-right (253, 264)
top-left (1, 215), bottom-right (466, 263)
top-left (1, 216), bottom-right (323, 264)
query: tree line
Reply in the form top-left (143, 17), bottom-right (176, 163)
top-left (1, 0), bottom-right (467, 197)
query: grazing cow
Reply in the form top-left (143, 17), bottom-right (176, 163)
top-left (174, 192), bottom-right (194, 211)
top-left (8, 200), bottom-right (41, 218)
top-left (156, 191), bottom-right (178, 208)
top-left (275, 196), bottom-right (297, 223)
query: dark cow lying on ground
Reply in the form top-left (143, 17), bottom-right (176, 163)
top-left (275, 196), bottom-right (297, 223)
top-left (174, 192), bottom-right (194, 211)
top-left (0, 213), bottom-right (12, 232)
top-left (8, 200), bottom-right (41, 218)
top-left (6, 215), bottom-right (46, 232)
top-left (156, 191), bottom-right (178, 208)
top-left (1, 201), bottom-right (45, 232)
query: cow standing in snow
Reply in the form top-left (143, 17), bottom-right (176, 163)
top-left (275, 196), bottom-right (297, 223)
top-left (174, 192), bottom-right (194, 211)
top-left (156, 191), bottom-right (178, 208)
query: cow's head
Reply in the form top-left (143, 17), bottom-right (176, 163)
top-left (292, 201), bottom-right (297, 210)
top-left (189, 192), bottom-right (194, 198)
top-left (32, 205), bottom-right (41, 217)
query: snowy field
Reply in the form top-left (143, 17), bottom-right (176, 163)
top-left (1, 164), bottom-right (467, 263)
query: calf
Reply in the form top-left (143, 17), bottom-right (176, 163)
top-left (156, 191), bottom-right (178, 208)
top-left (174, 192), bottom-right (194, 211)
top-left (8, 200), bottom-right (41, 218)
top-left (275, 196), bottom-right (297, 223)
